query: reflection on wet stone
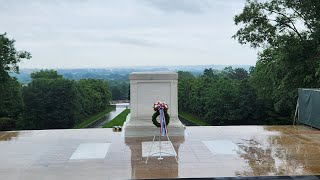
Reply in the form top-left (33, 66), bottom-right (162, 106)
top-left (125, 136), bottom-right (184, 179)
top-left (0, 132), bottom-right (20, 141)
top-left (235, 128), bottom-right (320, 176)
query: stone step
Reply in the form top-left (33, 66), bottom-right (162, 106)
top-left (124, 126), bottom-right (185, 137)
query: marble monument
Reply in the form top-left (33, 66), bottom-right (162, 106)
top-left (124, 72), bottom-right (185, 137)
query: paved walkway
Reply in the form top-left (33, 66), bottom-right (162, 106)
top-left (86, 104), bottom-right (129, 128)
top-left (0, 125), bottom-right (320, 179)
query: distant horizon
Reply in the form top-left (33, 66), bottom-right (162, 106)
top-left (18, 63), bottom-right (254, 70)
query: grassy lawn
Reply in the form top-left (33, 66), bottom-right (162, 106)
top-left (178, 111), bottom-right (208, 126)
top-left (73, 105), bottom-right (116, 129)
top-left (103, 109), bottom-right (130, 128)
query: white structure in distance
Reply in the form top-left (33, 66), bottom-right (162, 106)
top-left (124, 72), bottom-right (185, 137)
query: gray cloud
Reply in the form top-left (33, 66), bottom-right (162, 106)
top-left (0, 0), bottom-right (257, 68)
top-left (106, 36), bottom-right (158, 48)
top-left (142, 0), bottom-right (210, 14)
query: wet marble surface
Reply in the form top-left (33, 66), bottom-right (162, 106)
top-left (0, 126), bottom-right (320, 179)
top-left (142, 141), bottom-right (176, 157)
top-left (70, 143), bottom-right (110, 160)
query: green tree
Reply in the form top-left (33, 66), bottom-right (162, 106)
top-left (203, 78), bottom-right (240, 125)
top-left (30, 69), bottom-right (63, 79)
top-left (17, 67), bottom-right (112, 130)
top-left (203, 68), bottom-right (218, 79)
top-left (178, 71), bottom-right (196, 112)
top-left (22, 78), bottom-right (80, 129)
top-left (109, 80), bottom-right (129, 101)
top-left (233, 0), bottom-right (320, 116)
top-left (0, 78), bottom-right (23, 119)
top-left (237, 79), bottom-right (266, 123)
top-left (76, 79), bottom-right (111, 117)
top-left (178, 78), bottom-right (195, 111)
top-left (119, 82), bottom-right (129, 100)
top-left (223, 67), bottom-right (249, 80)
top-left (233, 0), bottom-right (320, 48)
top-left (0, 33), bottom-right (31, 83)
top-left (0, 33), bottom-right (30, 130)
top-left (178, 71), bottom-right (195, 80)
top-left (178, 69), bottom-right (269, 125)
top-left (111, 86), bottom-right (122, 100)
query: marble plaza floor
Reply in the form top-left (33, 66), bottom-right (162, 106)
top-left (0, 125), bottom-right (320, 179)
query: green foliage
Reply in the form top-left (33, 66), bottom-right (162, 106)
top-left (178, 70), bottom-right (266, 125)
top-left (234, 0), bottom-right (320, 117)
top-left (178, 78), bottom-right (195, 111)
top-left (233, 0), bottom-right (320, 48)
top-left (0, 77), bottom-right (23, 119)
top-left (21, 78), bottom-right (80, 129)
top-left (73, 105), bottom-right (115, 128)
top-left (111, 86), bottom-right (122, 100)
top-left (109, 80), bottom-right (129, 100)
top-left (0, 33), bottom-right (31, 83)
top-left (178, 111), bottom-right (207, 126)
top-left (103, 109), bottom-right (130, 128)
top-left (223, 66), bottom-right (249, 80)
top-left (76, 79), bottom-right (112, 118)
top-left (30, 69), bottom-right (63, 79)
top-left (203, 68), bottom-right (218, 79)
top-left (0, 117), bottom-right (16, 131)
top-left (178, 71), bottom-right (195, 80)
top-left (20, 72), bottom-right (112, 130)
top-left (0, 33), bottom-right (30, 126)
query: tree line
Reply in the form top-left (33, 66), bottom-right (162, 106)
top-left (109, 80), bottom-right (129, 101)
top-left (233, 0), bottom-right (320, 119)
top-left (178, 0), bottom-right (320, 125)
top-left (0, 34), bottom-right (112, 130)
top-left (178, 68), bottom-right (271, 125)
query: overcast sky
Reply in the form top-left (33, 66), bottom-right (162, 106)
top-left (0, 0), bottom-right (258, 68)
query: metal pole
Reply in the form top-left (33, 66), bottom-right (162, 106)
top-left (158, 131), bottom-right (163, 160)
top-left (166, 133), bottom-right (178, 163)
top-left (145, 130), bottom-right (158, 164)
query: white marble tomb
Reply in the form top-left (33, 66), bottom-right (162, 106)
top-left (124, 72), bottom-right (185, 137)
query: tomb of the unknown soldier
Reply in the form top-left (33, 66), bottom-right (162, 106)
top-left (1, 72), bottom-right (320, 180)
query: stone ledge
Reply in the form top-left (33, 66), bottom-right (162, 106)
top-left (129, 72), bottom-right (178, 80)
top-left (124, 118), bottom-right (186, 137)
top-left (126, 118), bottom-right (184, 127)
top-left (124, 126), bottom-right (185, 137)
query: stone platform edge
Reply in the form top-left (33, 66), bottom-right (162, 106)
top-left (123, 114), bottom-right (186, 137)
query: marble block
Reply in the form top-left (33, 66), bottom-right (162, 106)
top-left (69, 143), bottom-right (110, 160)
top-left (142, 141), bottom-right (177, 157)
top-left (124, 72), bottom-right (185, 137)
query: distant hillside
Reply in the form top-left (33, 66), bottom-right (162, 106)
top-left (12, 64), bottom-right (252, 84)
